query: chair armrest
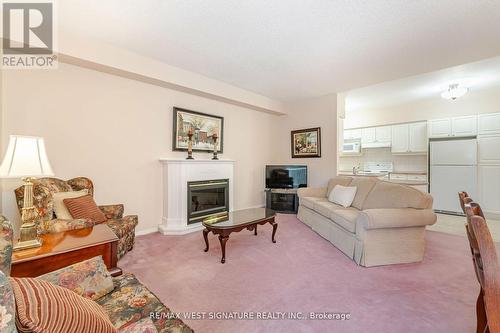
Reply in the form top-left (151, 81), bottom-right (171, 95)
top-left (297, 187), bottom-right (327, 198)
top-left (357, 208), bottom-right (437, 230)
top-left (38, 218), bottom-right (95, 234)
top-left (99, 204), bottom-right (124, 219)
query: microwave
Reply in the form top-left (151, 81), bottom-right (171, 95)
top-left (342, 140), bottom-right (361, 154)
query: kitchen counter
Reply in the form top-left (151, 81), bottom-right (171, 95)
top-left (337, 171), bottom-right (427, 186)
top-left (337, 171), bottom-right (387, 177)
top-left (391, 171), bottom-right (427, 175)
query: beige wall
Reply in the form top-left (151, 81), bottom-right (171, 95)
top-left (344, 86), bottom-right (500, 129)
top-left (273, 94), bottom-right (338, 188)
top-left (1, 63), bottom-right (276, 233)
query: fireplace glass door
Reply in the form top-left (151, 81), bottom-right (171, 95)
top-left (187, 179), bottom-right (229, 224)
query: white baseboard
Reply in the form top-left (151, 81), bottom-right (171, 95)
top-left (135, 226), bottom-right (159, 236)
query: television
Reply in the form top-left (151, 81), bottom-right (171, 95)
top-left (266, 165), bottom-right (307, 189)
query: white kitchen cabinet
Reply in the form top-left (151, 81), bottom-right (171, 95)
top-left (376, 126), bottom-right (392, 143)
top-left (479, 165), bottom-right (500, 215)
top-left (391, 124), bottom-right (409, 153)
top-left (452, 115), bottom-right (477, 137)
top-left (409, 122), bottom-right (428, 152)
top-left (429, 116), bottom-right (477, 138)
top-left (344, 129), bottom-right (362, 140)
top-left (478, 135), bottom-right (500, 165)
top-left (361, 126), bottom-right (392, 145)
top-left (391, 122), bottom-right (427, 153)
top-left (478, 113), bottom-right (500, 135)
top-left (428, 118), bottom-right (452, 138)
top-left (361, 128), bottom-right (376, 144)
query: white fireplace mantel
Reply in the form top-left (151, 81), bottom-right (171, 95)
top-left (158, 158), bottom-right (235, 235)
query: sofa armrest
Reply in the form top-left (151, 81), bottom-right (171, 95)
top-left (357, 208), bottom-right (437, 230)
top-left (297, 187), bottom-right (327, 198)
top-left (38, 218), bottom-right (95, 234)
top-left (99, 204), bottom-right (124, 219)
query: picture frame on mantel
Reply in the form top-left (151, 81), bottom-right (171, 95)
top-left (291, 127), bottom-right (321, 158)
top-left (172, 107), bottom-right (224, 153)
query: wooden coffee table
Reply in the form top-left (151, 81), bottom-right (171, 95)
top-left (11, 224), bottom-right (122, 277)
top-left (202, 208), bottom-right (277, 263)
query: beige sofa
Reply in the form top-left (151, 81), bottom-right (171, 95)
top-left (297, 176), bottom-right (437, 267)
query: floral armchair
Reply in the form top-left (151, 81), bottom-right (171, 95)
top-left (14, 177), bottom-right (138, 259)
top-left (0, 216), bottom-right (193, 333)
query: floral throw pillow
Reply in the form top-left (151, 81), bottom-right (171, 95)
top-left (37, 255), bottom-right (114, 300)
top-left (0, 271), bottom-right (17, 333)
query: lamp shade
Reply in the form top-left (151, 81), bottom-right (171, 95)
top-left (0, 135), bottom-right (54, 178)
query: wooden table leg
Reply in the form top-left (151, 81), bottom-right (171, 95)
top-left (254, 224), bottom-right (257, 236)
top-left (203, 229), bottom-right (210, 252)
top-left (270, 220), bottom-right (277, 243)
top-left (218, 235), bottom-right (229, 263)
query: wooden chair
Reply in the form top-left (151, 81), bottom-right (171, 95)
top-left (459, 191), bottom-right (470, 214)
top-left (464, 202), bottom-right (500, 333)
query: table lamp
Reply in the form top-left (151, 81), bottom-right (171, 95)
top-left (0, 135), bottom-right (54, 250)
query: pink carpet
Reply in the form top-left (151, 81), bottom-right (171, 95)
top-left (121, 214), bottom-right (480, 333)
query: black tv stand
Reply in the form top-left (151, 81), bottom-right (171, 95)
top-left (265, 188), bottom-right (299, 214)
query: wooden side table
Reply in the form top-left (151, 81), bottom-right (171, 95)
top-left (11, 224), bottom-right (122, 277)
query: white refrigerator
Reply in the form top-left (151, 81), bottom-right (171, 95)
top-left (430, 138), bottom-right (478, 215)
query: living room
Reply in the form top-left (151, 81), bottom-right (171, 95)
top-left (1, 1), bottom-right (500, 333)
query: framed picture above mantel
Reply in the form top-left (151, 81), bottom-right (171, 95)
top-left (291, 127), bottom-right (321, 158)
top-left (172, 107), bottom-right (224, 153)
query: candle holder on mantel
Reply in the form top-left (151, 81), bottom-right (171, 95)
top-left (186, 130), bottom-right (194, 160)
top-left (211, 133), bottom-right (219, 160)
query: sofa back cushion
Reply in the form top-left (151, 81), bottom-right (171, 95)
top-left (0, 271), bottom-right (17, 333)
top-left (9, 277), bottom-right (117, 333)
top-left (327, 176), bottom-right (353, 197)
top-left (0, 216), bottom-right (13, 276)
top-left (349, 177), bottom-right (379, 210)
top-left (362, 181), bottom-right (433, 210)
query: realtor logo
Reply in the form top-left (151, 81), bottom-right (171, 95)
top-left (2, 1), bottom-right (57, 68)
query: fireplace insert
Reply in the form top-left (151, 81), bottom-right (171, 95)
top-left (187, 179), bottom-right (229, 224)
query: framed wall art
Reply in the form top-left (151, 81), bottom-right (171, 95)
top-left (291, 127), bottom-right (321, 158)
top-left (173, 107), bottom-right (224, 153)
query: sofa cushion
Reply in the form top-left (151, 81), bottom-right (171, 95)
top-left (64, 194), bottom-right (107, 224)
top-left (10, 277), bottom-right (116, 333)
top-left (96, 273), bottom-right (193, 333)
top-left (301, 196), bottom-right (328, 210)
top-left (327, 176), bottom-right (353, 197)
top-left (349, 177), bottom-right (378, 210)
top-left (330, 208), bottom-right (359, 233)
top-left (313, 201), bottom-right (342, 219)
top-left (53, 189), bottom-right (89, 219)
top-left (119, 318), bottom-right (158, 333)
top-left (37, 255), bottom-right (114, 301)
top-left (362, 181), bottom-right (433, 210)
top-left (310, 201), bottom-right (359, 233)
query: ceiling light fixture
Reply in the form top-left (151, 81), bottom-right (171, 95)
top-left (441, 83), bottom-right (468, 100)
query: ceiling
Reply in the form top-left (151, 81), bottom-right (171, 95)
top-left (345, 56), bottom-right (500, 114)
top-left (59, 1), bottom-right (500, 101)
